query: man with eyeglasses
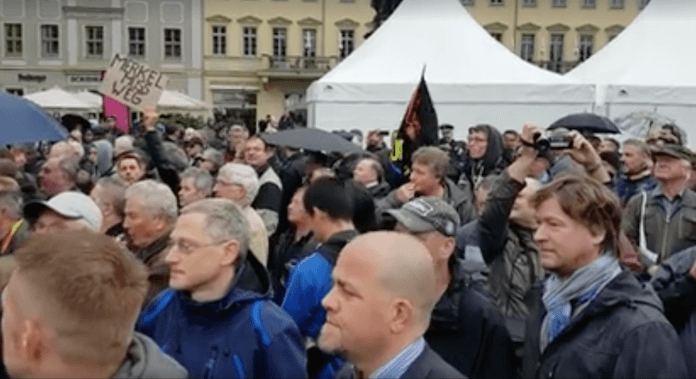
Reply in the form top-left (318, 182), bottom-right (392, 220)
top-left (137, 198), bottom-right (307, 379)
top-left (387, 197), bottom-right (516, 379)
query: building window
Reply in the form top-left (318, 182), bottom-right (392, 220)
top-left (490, 0), bottom-right (503, 4)
top-left (128, 27), bottom-right (145, 58)
top-left (164, 28), bottom-right (182, 59)
top-left (85, 26), bottom-right (104, 58)
top-left (339, 30), bottom-right (354, 59)
top-left (490, 32), bottom-right (503, 42)
top-left (549, 34), bottom-right (564, 72)
top-left (40, 25), bottom-right (59, 58)
top-left (4, 23), bottom-right (22, 57)
top-left (610, 0), bottom-right (624, 8)
top-left (551, 0), bottom-right (566, 6)
top-left (6, 88), bottom-right (23, 96)
top-left (582, 0), bottom-right (595, 8)
top-left (607, 32), bottom-right (620, 42)
top-left (302, 29), bottom-right (316, 58)
top-left (639, 0), bottom-right (650, 8)
top-left (522, 0), bottom-right (536, 7)
top-left (243, 26), bottom-right (257, 56)
top-left (460, 0), bottom-right (474, 5)
top-left (272, 28), bottom-right (287, 58)
top-left (578, 34), bottom-right (593, 61)
top-left (520, 33), bottom-right (535, 62)
top-left (212, 25), bottom-right (226, 55)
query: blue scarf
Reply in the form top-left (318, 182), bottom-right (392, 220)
top-left (540, 254), bottom-right (621, 352)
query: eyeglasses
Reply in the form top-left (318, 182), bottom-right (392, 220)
top-left (168, 238), bottom-right (229, 255)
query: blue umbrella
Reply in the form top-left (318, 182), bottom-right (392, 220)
top-left (0, 92), bottom-right (67, 145)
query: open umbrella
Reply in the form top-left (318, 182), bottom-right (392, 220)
top-left (0, 93), bottom-right (67, 145)
top-left (613, 111), bottom-right (676, 139)
top-left (260, 128), bottom-right (363, 154)
top-left (61, 114), bottom-right (92, 132)
top-left (548, 113), bottom-right (621, 134)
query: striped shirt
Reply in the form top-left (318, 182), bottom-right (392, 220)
top-left (369, 337), bottom-right (425, 379)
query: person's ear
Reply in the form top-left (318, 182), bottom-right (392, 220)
top-left (439, 237), bottom-right (455, 261)
top-left (389, 299), bottom-right (413, 334)
top-left (589, 226), bottom-right (607, 247)
top-left (22, 319), bottom-right (44, 364)
top-left (221, 239), bottom-right (241, 267)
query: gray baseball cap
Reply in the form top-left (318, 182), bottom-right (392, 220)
top-left (24, 191), bottom-right (103, 232)
top-left (386, 197), bottom-right (460, 237)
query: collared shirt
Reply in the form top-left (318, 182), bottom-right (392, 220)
top-left (368, 337), bottom-right (425, 379)
top-left (651, 185), bottom-right (686, 218)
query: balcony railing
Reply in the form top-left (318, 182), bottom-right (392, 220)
top-left (529, 60), bottom-right (580, 74)
top-left (263, 55), bottom-right (336, 73)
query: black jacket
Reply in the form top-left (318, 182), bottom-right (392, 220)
top-left (478, 172), bottom-right (542, 340)
top-left (650, 247), bottom-right (696, 376)
top-left (460, 125), bottom-right (506, 192)
top-left (521, 271), bottom-right (687, 379)
top-left (335, 344), bottom-right (466, 379)
top-left (425, 260), bottom-right (516, 379)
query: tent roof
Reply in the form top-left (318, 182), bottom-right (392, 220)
top-left (318, 0), bottom-right (578, 86)
top-left (74, 91), bottom-right (103, 107)
top-left (73, 90), bottom-right (212, 110)
top-left (567, 0), bottom-right (696, 86)
top-left (24, 87), bottom-right (96, 110)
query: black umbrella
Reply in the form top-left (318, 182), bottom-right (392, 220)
top-left (260, 128), bottom-right (363, 154)
top-left (548, 113), bottom-right (621, 134)
top-left (61, 114), bottom-right (92, 132)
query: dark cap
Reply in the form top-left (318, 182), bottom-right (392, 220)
top-left (440, 124), bottom-right (454, 130)
top-left (386, 197), bottom-right (460, 237)
top-left (652, 144), bottom-right (695, 162)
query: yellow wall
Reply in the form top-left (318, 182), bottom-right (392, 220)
top-left (203, 0), bottom-right (375, 123)
top-left (464, 0), bottom-right (643, 66)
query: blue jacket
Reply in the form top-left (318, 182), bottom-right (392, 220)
top-left (137, 254), bottom-right (307, 379)
top-left (282, 229), bottom-right (358, 378)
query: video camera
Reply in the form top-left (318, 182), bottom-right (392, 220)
top-left (534, 127), bottom-right (574, 154)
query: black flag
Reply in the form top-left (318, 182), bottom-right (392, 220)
top-left (390, 69), bottom-right (439, 178)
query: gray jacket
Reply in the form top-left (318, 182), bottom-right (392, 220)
top-left (622, 186), bottom-right (696, 265)
top-left (113, 332), bottom-right (187, 379)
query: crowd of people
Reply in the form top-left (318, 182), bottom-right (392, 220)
top-left (0, 109), bottom-right (694, 378)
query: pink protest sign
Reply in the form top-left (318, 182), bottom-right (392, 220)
top-left (103, 95), bottom-right (130, 133)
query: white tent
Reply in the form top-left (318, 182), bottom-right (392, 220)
top-left (567, 0), bottom-right (696, 142)
top-left (25, 87), bottom-right (98, 112)
top-left (307, 0), bottom-right (595, 138)
top-left (76, 90), bottom-right (213, 118)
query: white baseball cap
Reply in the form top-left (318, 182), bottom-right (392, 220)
top-left (24, 191), bottom-right (103, 232)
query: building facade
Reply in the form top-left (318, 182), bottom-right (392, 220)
top-left (203, 0), bottom-right (374, 126)
top-left (0, 0), bottom-right (203, 99)
top-left (463, 0), bottom-right (648, 73)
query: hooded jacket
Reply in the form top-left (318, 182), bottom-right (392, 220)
top-left (460, 125), bottom-right (506, 192)
top-left (113, 332), bottom-right (187, 379)
top-left (521, 271), bottom-right (687, 379)
top-left (137, 253), bottom-right (307, 379)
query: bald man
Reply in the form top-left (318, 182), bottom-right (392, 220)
top-left (319, 232), bottom-right (465, 379)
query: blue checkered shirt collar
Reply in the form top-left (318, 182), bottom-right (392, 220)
top-left (367, 337), bottom-right (425, 379)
